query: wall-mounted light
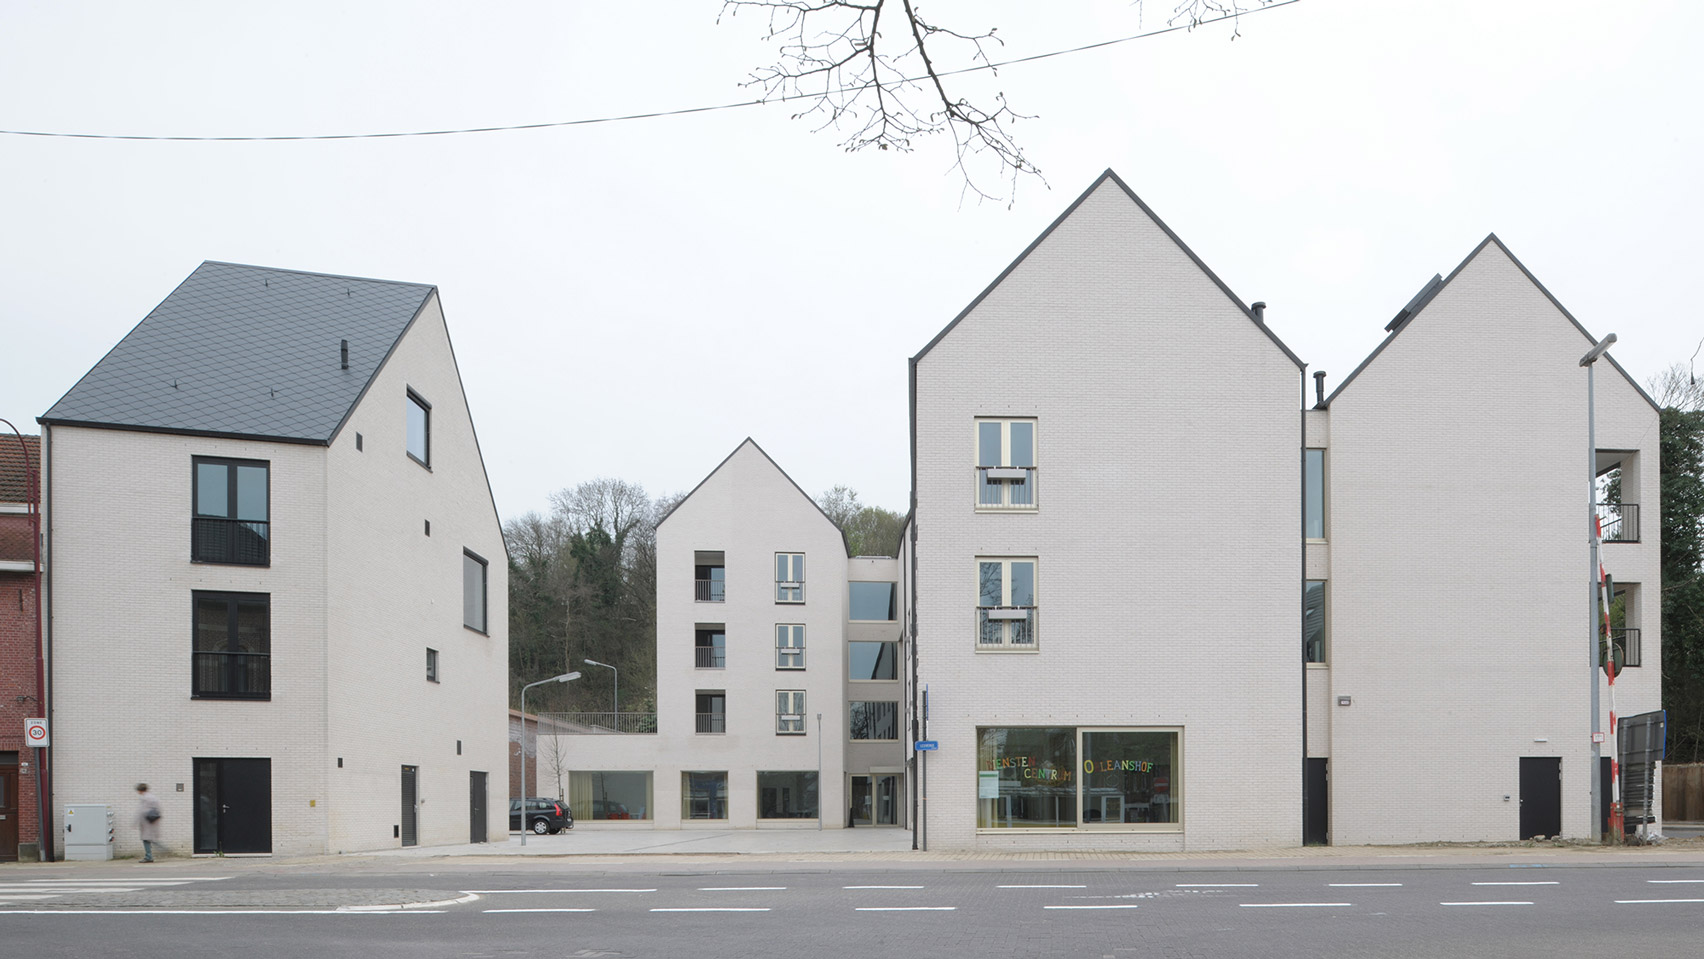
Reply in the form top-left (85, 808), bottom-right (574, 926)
top-left (1337, 696), bottom-right (1352, 707)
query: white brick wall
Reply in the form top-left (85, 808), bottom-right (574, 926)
top-left (912, 176), bottom-right (1304, 851)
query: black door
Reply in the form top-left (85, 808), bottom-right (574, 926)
top-left (400, 765), bottom-right (419, 847)
top-left (469, 771), bottom-right (487, 844)
top-left (1, 759), bottom-right (19, 861)
top-left (1519, 757), bottom-right (1561, 840)
top-left (193, 758), bottom-right (272, 854)
top-left (1303, 758), bottom-right (1329, 845)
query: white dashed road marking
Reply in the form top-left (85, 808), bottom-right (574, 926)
top-left (485, 908), bottom-right (596, 913)
top-left (855, 906), bottom-right (955, 912)
top-left (1000, 884), bottom-right (1086, 889)
top-left (1179, 884), bottom-right (1258, 888)
top-left (1330, 883), bottom-right (1402, 887)
top-left (698, 886), bottom-right (786, 891)
top-left (1044, 904), bottom-right (1138, 910)
top-left (462, 889), bottom-right (656, 894)
top-left (1441, 901), bottom-right (1532, 907)
top-left (651, 907), bottom-right (771, 913)
top-left (1616, 898), bottom-right (1704, 905)
top-left (844, 885), bottom-right (923, 890)
top-left (1473, 881), bottom-right (1558, 886)
top-left (1240, 903), bottom-right (1352, 908)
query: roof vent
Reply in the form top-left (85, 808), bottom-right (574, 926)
top-left (340, 339), bottom-right (349, 370)
top-left (1251, 301), bottom-right (1267, 324)
top-left (1314, 370), bottom-right (1327, 407)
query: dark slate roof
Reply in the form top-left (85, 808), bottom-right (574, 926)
top-left (0, 433), bottom-right (40, 504)
top-left (40, 261), bottom-right (436, 443)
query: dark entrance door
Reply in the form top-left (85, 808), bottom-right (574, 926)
top-left (469, 771), bottom-right (487, 843)
top-left (1303, 758), bottom-right (1329, 845)
top-left (192, 758), bottom-right (272, 854)
top-left (400, 765), bottom-right (419, 847)
top-left (1, 758), bottom-right (20, 861)
top-left (1519, 757), bottom-right (1562, 840)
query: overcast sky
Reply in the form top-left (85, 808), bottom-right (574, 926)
top-left (3, 0), bottom-right (1699, 520)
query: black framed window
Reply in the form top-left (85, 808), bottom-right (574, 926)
top-left (427, 648), bottom-right (439, 683)
top-left (192, 457), bottom-right (269, 566)
top-left (193, 592), bottom-right (270, 700)
top-left (406, 390), bottom-right (431, 467)
top-left (464, 550), bottom-right (488, 632)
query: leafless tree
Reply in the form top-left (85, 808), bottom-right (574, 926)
top-left (1649, 352), bottom-right (1704, 412)
top-left (721, 1), bottom-right (1272, 203)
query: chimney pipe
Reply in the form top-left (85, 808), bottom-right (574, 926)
top-left (1314, 370), bottom-right (1327, 407)
top-left (1251, 301), bottom-right (1266, 324)
top-left (340, 339), bottom-right (349, 370)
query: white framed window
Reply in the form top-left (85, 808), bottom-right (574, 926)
top-left (776, 624), bottom-right (805, 670)
top-left (776, 690), bottom-right (806, 735)
top-left (977, 557), bottom-right (1037, 649)
top-left (776, 552), bottom-right (805, 603)
top-left (976, 419), bottom-right (1036, 509)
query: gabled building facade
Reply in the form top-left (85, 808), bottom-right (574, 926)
top-left (0, 433), bottom-right (43, 861)
top-left (40, 261), bottom-right (508, 856)
top-left (551, 439), bottom-right (910, 829)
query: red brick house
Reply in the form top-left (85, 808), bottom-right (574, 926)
top-left (1, 432), bottom-right (43, 861)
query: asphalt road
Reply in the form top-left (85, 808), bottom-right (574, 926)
top-left (5, 862), bottom-right (1703, 958)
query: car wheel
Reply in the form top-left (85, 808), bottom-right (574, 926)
top-left (532, 819), bottom-right (550, 835)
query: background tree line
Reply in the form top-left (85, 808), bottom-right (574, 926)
top-left (1655, 362), bottom-right (1704, 762)
top-left (505, 479), bottom-right (904, 715)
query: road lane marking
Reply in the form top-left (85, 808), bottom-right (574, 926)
top-left (999, 885), bottom-right (1086, 889)
top-left (25, 877), bottom-right (234, 883)
top-left (855, 906), bottom-right (955, 911)
top-left (651, 907), bottom-right (771, 913)
top-left (0, 910), bottom-right (444, 916)
top-left (1616, 898), bottom-right (1704, 904)
top-left (1240, 903), bottom-right (1351, 908)
top-left (485, 908), bottom-right (595, 913)
top-left (1473, 881), bottom-right (1558, 886)
top-left (1044, 904), bottom-right (1138, 910)
top-left (844, 885), bottom-right (923, 890)
top-left (1330, 883), bottom-right (1402, 887)
top-left (1178, 883), bottom-right (1258, 888)
top-left (1441, 901), bottom-right (1532, 907)
top-left (1647, 880), bottom-right (1704, 884)
top-left (462, 889), bottom-right (656, 894)
top-left (698, 886), bottom-right (787, 891)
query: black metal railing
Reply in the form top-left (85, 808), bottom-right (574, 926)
top-left (539, 712), bottom-right (657, 734)
top-left (696, 712), bottom-right (726, 734)
top-left (976, 607), bottom-right (1038, 647)
top-left (695, 579), bottom-right (725, 602)
top-left (1614, 628), bottom-right (1642, 668)
top-left (192, 650), bottom-right (270, 699)
top-left (1596, 502), bottom-right (1639, 542)
top-left (976, 466), bottom-right (1038, 509)
top-left (192, 517), bottom-right (270, 565)
top-left (695, 646), bottom-right (725, 668)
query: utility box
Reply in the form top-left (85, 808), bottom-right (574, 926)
top-left (64, 804), bottom-right (115, 861)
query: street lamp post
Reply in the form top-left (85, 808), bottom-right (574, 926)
top-left (1580, 332), bottom-right (1616, 842)
top-left (519, 671), bottom-right (580, 847)
top-left (584, 659), bottom-right (617, 726)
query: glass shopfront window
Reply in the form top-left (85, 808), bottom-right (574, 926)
top-left (568, 771), bottom-right (653, 821)
top-left (976, 726), bottom-right (1180, 831)
top-left (681, 771), bottom-right (728, 821)
top-left (757, 770), bottom-right (819, 819)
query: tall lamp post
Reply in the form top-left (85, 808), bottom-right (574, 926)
top-left (584, 658), bottom-right (617, 725)
top-left (0, 419), bottom-right (46, 862)
top-left (519, 671), bottom-right (579, 847)
top-left (1581, 332), bottom-right (1616, 841)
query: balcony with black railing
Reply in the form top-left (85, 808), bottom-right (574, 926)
top-left (977, 607), bottom-right (1038, 649)
top-left (192, 517), bottom-right (270, 565)
top-left (192, 650), bottom-right (270, 699)
top-left (1596, 502), bottom-right (1640, 543)
top-left (1613, 627), bottom-right (1642, 668)
top-left (695, 646), bottom-right (725, 668)
top-left (696, 712), bottom-right (726, 734)
top-left (695, 579), bottom-right (725, 602)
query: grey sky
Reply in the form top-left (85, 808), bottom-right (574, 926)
top-left (3, 1), bottom-right (1698, 520)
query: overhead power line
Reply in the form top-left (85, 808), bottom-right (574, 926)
top-left (0, 2), bottom-right (1299, 142)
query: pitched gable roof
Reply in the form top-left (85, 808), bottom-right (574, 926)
top-left (659, 437), bottom-right (850, 557)
top-left (40, 261), bottom-right (437, 443)
top-left (0, 433), bottom-right (40, 504)
top-left (913, 168), bottom-right (1304, 369)
top-left (1323, 235), bottom-right (1659, 411)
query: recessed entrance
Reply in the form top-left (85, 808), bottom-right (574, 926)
top-left (850, 774), bottom-right (899, 826)
top-left (193, 757), bottom-right (272, 854)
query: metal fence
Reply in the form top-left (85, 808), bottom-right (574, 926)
top-left (1596, 501), bottom-right (1640, 542)
top-left (537, 712), bottom-right (658, 734)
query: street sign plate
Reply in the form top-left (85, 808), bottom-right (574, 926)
top-left (914, 740), bottom-right (938, 751)
top-left (24, 717), bottom-right (48, 747)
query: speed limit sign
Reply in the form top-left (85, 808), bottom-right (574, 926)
top-left (24, 718), bottom-right (48, 747)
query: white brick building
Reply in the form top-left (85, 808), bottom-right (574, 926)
top-left (546, 439), bottom-right (910, 829)
top-left (41, 262), bottom-right (508, 856)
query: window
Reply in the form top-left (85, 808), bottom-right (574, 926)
top-left (695, 554), bottom-right (725, 603)
top-left (977, 726), bottom-right (1180, 830)
top-left (977, 558), bottom-right (1037, 648)
top-left (463, 550), bottom-right (488, 632)
top-left (757, 771), bottom-right (818, 819)
top-left (776, 624), bottom-right (805, 669)
top-left (426, 648), bottom-right (439, 682)
top-left (567, 771), bottom-right (652, 821)
top-left (776, 690), bottom-right (806, 734)
top-left (192, 457), bottom-right (269, 565)
top-left (681, 771), bottom-right (728, 820)
top-left (695, 691), bottom-right (726, 733)
top-left (849, 641), bottom-right (898, 680)
top-left (406, 390), bottom-right (431, 466)
top-left (976, 419), bottom-right (1037, 509)
top-left (849, 701), bottom-right (899, 740)
top-left (849, 582), bottom-right (897, 621)
top-left (1304, 581), bottom-right (1326, 664)
top-left (1304, 449), bottom-right (1326, 540)
top-left (192, 592), bottom-right (270, 699)
top-left (775, 553), bottom-right (805, 603)
top-left (695, 627), bottom-right (726, 668)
